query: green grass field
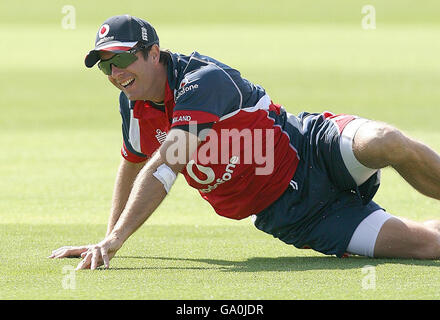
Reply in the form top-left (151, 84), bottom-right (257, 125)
top-left (1, 0), bottom-right (440, 300)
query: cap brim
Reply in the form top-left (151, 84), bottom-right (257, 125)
top-left (84, 41), bottom-right (138, 68)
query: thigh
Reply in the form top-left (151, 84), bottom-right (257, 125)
top-left (346, 209), bottom-right (393, 257)
top-left (254, 185), bottom-right (383, 258)
top-left (374, 216), bottom-right (440, 259)
top-left (307, 199), bottom-right (383, 257)
top-left (315, 114), bottom-right (382, 204)
top-left (339, 118), bottom-right (380, 186)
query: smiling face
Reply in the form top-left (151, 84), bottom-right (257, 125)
top-left (99, 45), bottom-right (166, 102)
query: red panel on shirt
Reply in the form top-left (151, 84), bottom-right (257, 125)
top-left (171, 110), bottom-right (219, 127)
top-left (181, 105), bottom-right (298, 220)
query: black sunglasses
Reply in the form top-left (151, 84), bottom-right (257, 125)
top-left (97, 47), bottom-right (144, 75)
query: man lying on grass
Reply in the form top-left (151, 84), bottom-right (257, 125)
top-left (50, 15), bottom-right (440, 269)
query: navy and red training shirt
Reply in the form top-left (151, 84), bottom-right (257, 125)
top-left (119, 51), bottom-right (299, 220)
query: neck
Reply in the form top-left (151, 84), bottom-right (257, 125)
top-left (147, 63), bottom-right (167, 103)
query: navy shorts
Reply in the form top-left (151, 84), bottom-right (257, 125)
top-left (254, 112), bottom-right (383, 258)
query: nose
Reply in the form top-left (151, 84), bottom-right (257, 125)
top-left (111, 64), bottom-right (125, 77)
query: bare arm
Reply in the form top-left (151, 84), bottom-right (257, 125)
top-left (76, 129), bottom-right (200, 270)
top-left (106, 158), bottom-right (146, 236)
top-left (48, 157), bottom-right (146, 259)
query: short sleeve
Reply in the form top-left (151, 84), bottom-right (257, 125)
top-left (121, 141), bottom-right (148, 163)
top-left (171, 65), bottom-right (242, 129)
top-left (119, 92), bottom-right (149, 163)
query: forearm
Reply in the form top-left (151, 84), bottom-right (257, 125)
top-left (72, 129), bottom-right (199, 270)
top-left (107, 129), bottom-right (198, 246)
top-left (106, 158), bottom-right (146, 236)
top-left (109, 152), bottom-right (168, 242)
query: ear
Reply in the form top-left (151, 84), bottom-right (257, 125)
top-left (150, 44), bottom-right (160, 63)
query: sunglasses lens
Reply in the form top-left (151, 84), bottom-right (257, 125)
top-left (98, 61), bottom-right (112, 75)
top-left (98, 52), bottom-right (138, 75)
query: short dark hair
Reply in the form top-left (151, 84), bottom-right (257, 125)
top-left (137, 43), bottom-right (170, 64)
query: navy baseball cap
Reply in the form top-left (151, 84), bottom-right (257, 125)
top-left (85, 14), bottom-right (159, 68)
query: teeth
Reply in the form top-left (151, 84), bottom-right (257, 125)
top-left (120, 78), bottom-right (134, 87)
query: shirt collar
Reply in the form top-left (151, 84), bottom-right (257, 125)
top-left (165, 50), bottom-right (180, 91)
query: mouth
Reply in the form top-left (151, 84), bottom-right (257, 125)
top-left (119, 78), bottom-right (135, 89)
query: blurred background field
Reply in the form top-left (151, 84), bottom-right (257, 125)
top-left (0, 0), bottom-right (439, 299)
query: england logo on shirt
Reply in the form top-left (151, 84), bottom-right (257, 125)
top-left (155, 129), bottom-right (167, 144)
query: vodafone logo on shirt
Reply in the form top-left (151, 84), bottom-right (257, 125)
top-left (176, 83), bottom-right (199, 100)
top-left (186, 160), bottom-right (215, 185)
top-left (186, 156), bottom-right (239, 193)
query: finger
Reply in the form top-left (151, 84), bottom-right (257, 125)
top-left (49, 246), bottom-right (89, 259)
top-left (90, 247), bottom-right (102, 270)
top-left (76, 252), bottom-right (92, 270)
top-left (76, 251), bottom-right (93, 270)
top-left (51, 248), bottom-right (74, 259)
top-left (48, 246), bottom-right (72, 258)
top-left (101, 247), bottom-right (110, 269)
top-left (52, 249), bottom-right (70, 259)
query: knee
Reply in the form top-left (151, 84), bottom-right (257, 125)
top-left (406, 225), bottom-right (440, 259)
top-left (354, 122), bottom-right (411, 167)
top-left (411, 236), bottom-right (440, 259)
top-left (374, 217), bottom-right (440, 259)
top-left (375, 125), bottom-right (410, 164)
